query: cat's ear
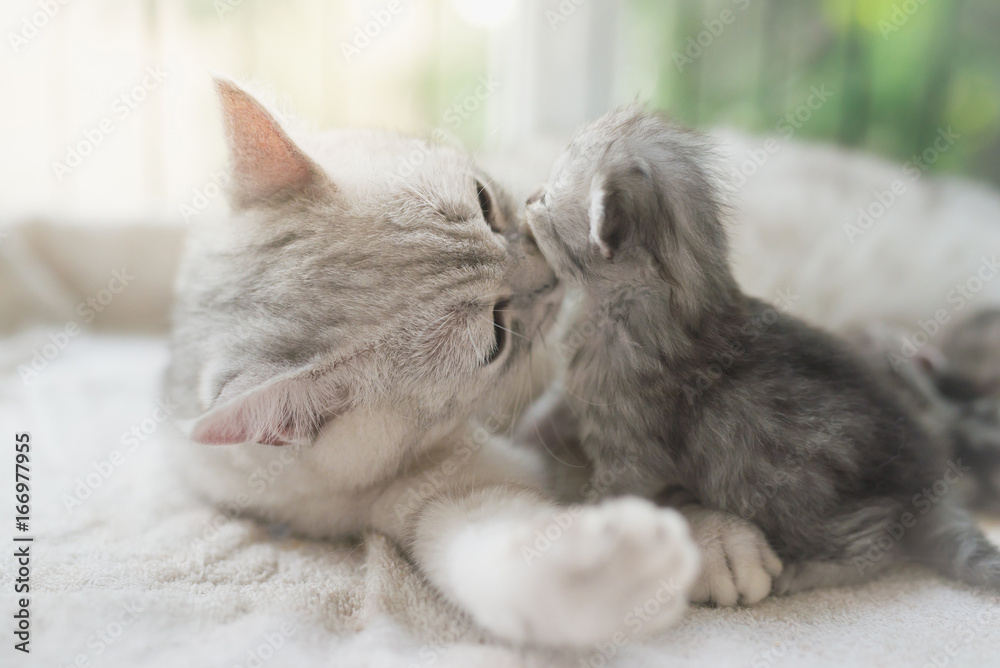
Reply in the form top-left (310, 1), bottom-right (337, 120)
top-left (588, 159), bottom-right (660, 260)
top-left (214, 76), bottom-right (330, 208)
top-left (183, 363), bottom-right (349, 446)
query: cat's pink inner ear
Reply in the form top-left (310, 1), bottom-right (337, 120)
top-left (189, 403), bottom-right (295, 447)
top-left (190, 414), bottom-right (250, 446)
top-left (214, 77), bottom-right (325, 206)
top-left (188, 376), bottom-right (305, 447)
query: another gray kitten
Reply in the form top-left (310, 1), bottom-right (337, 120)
top-left (940, 309), bottom-right (1000, 507)
top-left (523, 106), bottom-right (1000, 598)
top-left (848, 317), bottom-right (1000, 511)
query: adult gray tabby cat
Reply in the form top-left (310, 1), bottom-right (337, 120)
top-left (165, 78), bottom-right (700, 646)
top-left (521, 106), bottom-right (1000, 604)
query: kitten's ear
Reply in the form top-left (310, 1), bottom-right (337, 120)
top-left (214, 76), bottom-right (330, 208)
top-left (588, 159), bottom-right (660, 260)
top-left (913, 345), bottom-right (948, 376)
top-left (184, 363), bottom-right (349, 446)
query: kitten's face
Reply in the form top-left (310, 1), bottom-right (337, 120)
top-left (525, 107), bottom-right (729, 297)
top-left (168, 79), bottom-right (561, 448)
top-left (524, 146), bottom-right (604, 284)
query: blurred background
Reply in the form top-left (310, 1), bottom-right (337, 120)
top-left (2, 0), bottom-right (999, 223)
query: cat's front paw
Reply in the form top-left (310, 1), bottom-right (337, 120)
top-left (519, 497), bottom-right (700, 644)
top-left (681, 506), bottom-right (782, 607)
top-left (457, 497), bottom-right (700, 646)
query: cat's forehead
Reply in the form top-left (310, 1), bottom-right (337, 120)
top-left (307, 129), bottom-right (477, 193)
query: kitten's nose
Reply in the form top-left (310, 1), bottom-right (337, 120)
top-left (525, 186), bottom-right (543, 206)
top-left (519, 217), bottom-right (537, 244)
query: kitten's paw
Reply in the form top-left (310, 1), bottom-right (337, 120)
top-left (453, 497), bottom-right (700, 646)
top-left (681, 507), bottom-right (782, 607)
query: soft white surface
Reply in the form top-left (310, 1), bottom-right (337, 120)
top-left (5, 131), bottom-right (1000, 666)
top-left (2, 335), bottom-right (999, 668)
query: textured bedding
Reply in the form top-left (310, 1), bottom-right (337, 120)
top-left (2, 334), bottom-right (999, 668)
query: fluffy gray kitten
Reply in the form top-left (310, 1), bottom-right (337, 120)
top-left (523, 106), bottom-right (1000, 599)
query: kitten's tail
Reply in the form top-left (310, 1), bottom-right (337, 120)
top-left (903, 500), bottom-right (1000, 591)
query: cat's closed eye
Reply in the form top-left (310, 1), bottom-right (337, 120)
top-left (475, 180), bottom-right (500, 233)
top-left (483, 300), bottom-right (509, 365)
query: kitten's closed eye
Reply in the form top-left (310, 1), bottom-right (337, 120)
top-left (483, 300), bottom-right (509, 365)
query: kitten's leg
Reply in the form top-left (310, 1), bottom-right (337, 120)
top-left (675, 504), bottom-right (783, 607)
top-left (772, 557), bottom-right (896, 596)
top-left (771, 501), bottom-right (909, 594)
top-left (513, 386), bottom-right (593, 503)
top-left (514, 389), bottom-right (665, 501)
top-left (371, 439), bottom-right (700, 646)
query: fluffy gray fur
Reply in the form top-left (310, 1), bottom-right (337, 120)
top-left (524, 106), bottom-right (1000, 594)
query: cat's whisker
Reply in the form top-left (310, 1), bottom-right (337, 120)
top-left (562, 385), bottom-right (619, 408)
top-left (396, 412), bottom-right (424, 425)
top-left (468, 129), bottom-right (500, 163)
top-left (520, 345), bottom-right (589, 471)
top-left (478, 315), bottom-right (532, 343)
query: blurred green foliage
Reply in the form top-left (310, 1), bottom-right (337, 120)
top-left (178, 0), bottom-right (999, 186)
top-left (629, 0), bottom-right (1000, 185)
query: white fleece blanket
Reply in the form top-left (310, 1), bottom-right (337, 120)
top-left (4, 133), bottom-right (1000, 667)
top-left (2, 334), bottom-right (999, 668)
